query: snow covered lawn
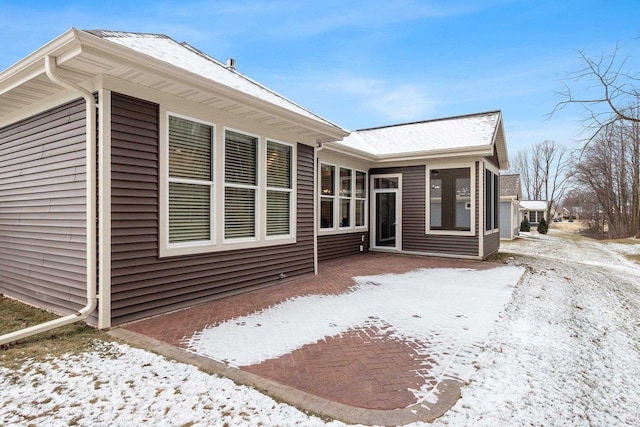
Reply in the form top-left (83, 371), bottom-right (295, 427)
top-left (435, 230), bottom-right (640, 426)
top-left (1, 229), bottom-right (639, 426)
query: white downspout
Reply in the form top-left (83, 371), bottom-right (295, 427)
top-left (313, 143), bottom-right (322, 275)
top-left (0, 55), bottom-right (98, 345)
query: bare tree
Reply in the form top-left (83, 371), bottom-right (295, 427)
top-left (508, 140), bottom-right (573, 218)
top-left (510, 151), bottom-right (532, 199)
top-left (552, 44), bottom-right (640, 139)
top-left (552, 44), bottom-right (640, 238)
top-left (574, 118), bottom-right (640, 238)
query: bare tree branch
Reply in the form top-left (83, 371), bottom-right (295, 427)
top-left (551, 44), bottom-right (640, 141)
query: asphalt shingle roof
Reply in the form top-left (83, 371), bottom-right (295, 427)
top-left (336, 111), bottom-right (502, 156)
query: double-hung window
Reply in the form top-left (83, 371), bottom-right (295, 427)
top-left (266, 141), bottom-right (293, 237)
top-left (320, 164), bottom-right (335, 229)
top-left (225, 130), bottom-right (258, 240)
top-left (339, 167), bottom-right (352, 227)
top-left (355, 171), bottom-right (366, 227)
top-left (168, 115), bottom-right (214, 244)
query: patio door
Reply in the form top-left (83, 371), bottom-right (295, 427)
top-left (371, 174), bottom-right (402, 250)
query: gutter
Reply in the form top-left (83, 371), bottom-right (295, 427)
top-left (0, 54), bottom-right (98, 345)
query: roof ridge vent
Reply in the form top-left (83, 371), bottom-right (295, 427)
top-left (226, 58), bottom-right (236, 70)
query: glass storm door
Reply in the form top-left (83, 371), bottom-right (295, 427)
top-left (372, 175), bottom-right (401, 250)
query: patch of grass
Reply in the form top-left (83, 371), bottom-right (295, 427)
top-left (486, 252), bottom-right (514, 264)
top-left (626, 254), bottom-right (640, 265)
top-left (0, 295), bottom-right (109, 369)
top-left (604, 238), bottom-right (640, 245)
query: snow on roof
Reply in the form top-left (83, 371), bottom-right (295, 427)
top-left (520, 200), bottom-right (548, 210)
top-left (83, 30), bottom-right (342, 131)
top-left (500, 174), bottom-right (521, 197)
top-left (336, 111), bottom-right (502, 156)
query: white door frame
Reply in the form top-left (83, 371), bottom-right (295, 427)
top-left (370, 173), bottom-right (402, 251)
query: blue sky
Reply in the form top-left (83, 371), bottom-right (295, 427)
top-left (1, 0), bottom-right (639, 153)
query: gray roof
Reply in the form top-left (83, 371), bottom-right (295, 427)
top-left (338, 111), bottom-right (502, 156)
top-left (500, 174), bottom-right (522, 198)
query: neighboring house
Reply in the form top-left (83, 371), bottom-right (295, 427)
top-left (0, 29), bottom-right (509, 329)
top-left (499, 173), bottom-right (522, 239)
top-left (520, 200), bottom-right (548, 225)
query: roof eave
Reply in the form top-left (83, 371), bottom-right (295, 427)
top-left (74, 30), bottom-right (348, 142)
top-left (320, 141), bottom-right (377, 161)
top-left (374, 144), bottom-right (493, 163)
top-left (0, 28), bottom-right (80, 96)
top-left (323, 142), bottom-right (494, 163)
top-left (491, 112), bottom-right (509, 170)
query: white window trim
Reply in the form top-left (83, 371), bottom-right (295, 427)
top-left (338, 167), bottom-right (353, 230)
top-left (223, 127), bottom-right (261, 244)
top-left (425, 161), bottom-right (476, 236)
top-left (354, 169), bottom-right (368, 229)
top-left (161, 112), bottom-right (217, 256)
top-left (265, 138), bottom-right (296, 241)
top-left (319, 163), bottom-right (368, 235)
top-left (159, 110), bottom-right (297, 258)
top-left (319, 162), bottom-right (337, 231)
top-left (484, 162), bottom-right (500, 236)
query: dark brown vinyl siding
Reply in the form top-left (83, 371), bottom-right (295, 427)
top-left (109, 93), bottom-right (314, 325)
top-left (371, 165), bottom-right (479, 257)
top-left (318, 232), bottom-right (369, 262)
top-left (0, 99), bottom-right (87, 315)
top-left (483, 231), bottom-right (500, 258)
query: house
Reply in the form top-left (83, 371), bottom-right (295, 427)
top-left (0, 29), bottom-right (509, 331)
top-left (520, 200), bottom-right (548, 225)
top-left (499, 173), bottom-right (522, 239)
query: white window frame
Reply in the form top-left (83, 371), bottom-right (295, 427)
top-left (223, 127), bottom-right (260, 244)
top-left (354, 169), bottom-right (368, 228)
top-left (338, 167), bottom-right (353, 229)
top-left (425, 161), bottom-right (476, 236)
top-left (265, 139), bottom-right (296, 241)
top-left (162, 112), bottom-right (216, 254)
top-left (318, 163), bottom-right (368, 234)
top-left (319, 162), bottom-right (337, 230)
top-left (159, 110), bottom-right (297, 257)
top-left (484, 162), bottom-right (500, 235)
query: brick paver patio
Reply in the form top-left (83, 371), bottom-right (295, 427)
top-left (123, 253), bottom-right (498, 410)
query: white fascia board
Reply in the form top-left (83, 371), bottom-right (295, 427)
top-left (375, 145), bottom-right (493, 163)
top-left (323, 141), bottom-right (493, 164)
top-left (320, 142), bottom-right (377, 161)
top-left (491, 113), bottom-right (509, 170)
top-left (0, 29), bottom-right (80, 96)
top-left (75, 31), bottom-right (348, 142)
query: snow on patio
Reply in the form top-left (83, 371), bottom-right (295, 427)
top-left (185, 265), bottom-right (524, 403)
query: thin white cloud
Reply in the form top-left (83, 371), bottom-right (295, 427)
top-left (367, 85), bottom-right (435, 122)
top-left (325, 76), bottom-right (435, 123)
top-left (151, 0), bottom-right (505, 40)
